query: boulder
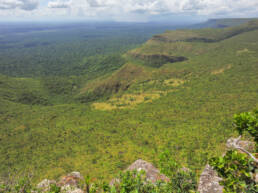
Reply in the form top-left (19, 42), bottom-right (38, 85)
top-left (60, 185), bottom-right (84, 193)
top-left (126, 159), bottom-right (169, 183)
top-left (58, 171), bottom-right (83, 188)
top-left (226, 137), bottom-right (255, 152)
top-left (110, 159), bottom-right (169, 186)
top-left (197, 164), bottom-right (223, 193)
top-left (37, 179), bottom-right (56, 192)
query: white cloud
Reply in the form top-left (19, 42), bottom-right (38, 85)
top-left (1, 0), bottom-right (258, 21)
top-left (0, 0), bottom-right (38, 10)
top-left (48, 0), bottom-right (71, 8)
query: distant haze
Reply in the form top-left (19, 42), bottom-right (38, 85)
top-left (0, 0), bottom-right (258, 22)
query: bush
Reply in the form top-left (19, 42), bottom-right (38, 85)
top-left (159, 150), bottom-right (197, 193)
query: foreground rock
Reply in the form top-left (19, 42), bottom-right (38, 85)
top-left (37, 172), bottom-right (83, 193)
top-left (127, 159), bottom-right (169, 183)
top-left (60, 185), bottom-right (84, 193)
top-left (198, 137), bottom-right (256, 193)
top-left (58, 171), bottom-right (83, 187)
top-left (198, 164), bottom-right (223, 193)
top-left (226, 137), bottom-right (255, 152)
top-left (110, 159), bottom-right (169, 185)
top-left (37, 179), bottom-right (56, 192)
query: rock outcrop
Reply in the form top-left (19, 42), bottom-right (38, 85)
top-left (37, 172), bottom-right (83, 193)
top-left (57, 171), bottom-right (83, 187)
top-left (110, 159), bottom-right (169, 185)
top-left (37, 179), bottom-right (56, 192)
top-left (126, 159), bottom-right (169, 183)
top-left (197, 164), bottom-right (223, 193)
top-left (226, 137), bottom-right (255, 152)
top-left (60, 185), bottom-right (84, 193)
top-left (198, 137), bottom-right (257, 193)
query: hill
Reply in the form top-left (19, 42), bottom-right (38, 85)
top-left (0, 19), bottom-right (258, 183)
top-left (192, 18), bottom-right (257, 28)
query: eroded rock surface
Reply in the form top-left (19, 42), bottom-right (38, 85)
top-left (37, 179), bottom-right (56, 192)
top-left (110, 159), bottom-right (169, 186)
top-left (58, 171), bottom-right (83, 188)
top-left (198, 164), bottom-right (223, 193)
top-left (61, 185), bottom-right (84, 193)
top-left (126, 159), bottom-right (169, 183)
top-left (37, 172), bottom-right (83, 193)
top-left (226, 137), bottom-right (255, 152)
top-left (198, 137), bottom-right (256, 193)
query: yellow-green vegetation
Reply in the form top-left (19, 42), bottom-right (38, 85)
top-left (163, 79), bottom-right (185, 87)
top-left (211, 64), bottom-right (232, 75)
top-left (93, 93), bottom-right (160, 110)
top-left (91, 78), bottom-right (185, 110)
top-left (0, 19), bottom-right (258, 184)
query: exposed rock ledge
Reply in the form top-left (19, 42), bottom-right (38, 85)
top-left (197, 164), bottom-right (223, 193)
top-left (198, 137), bottom-right (256, 193)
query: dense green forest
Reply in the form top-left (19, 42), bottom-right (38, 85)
top-left (0, 22), bottom-right (183, 77)
top-left (0, 19), bottom-right (257, 186)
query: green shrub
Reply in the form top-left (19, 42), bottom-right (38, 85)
top-left (210, 150), bottom-right (256, 193)
top-left (159, 150), bottom-right (197, 193)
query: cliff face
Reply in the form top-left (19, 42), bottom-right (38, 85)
top-left (130, 53), bottom-right (188, 68)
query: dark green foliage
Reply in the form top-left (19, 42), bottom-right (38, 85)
top-left (115, 170), bottom-right (150, 193)
top-left (159, 150), bottom-right (197, 193)
top-left (234, 110), bottom-right (258, 145)
top-left (43, 76), bottom-right (81, 95)
top-left (169, 171), bottom-right (197, 193)
top-left (210, 150), bottom-right (257, 193)
top-left (17, 91), bottom-right (49, 106)
top-left (49, 184), bottom-right (61, 193)
top-left (0, 23), bottom-right (176, 77)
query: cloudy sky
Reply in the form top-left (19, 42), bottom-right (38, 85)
top-left (0, 0), bottom-right (258, 22)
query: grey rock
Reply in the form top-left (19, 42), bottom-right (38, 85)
top-left (69, 172), bottom-right (82, 179)
top-left (110, 159), bottom-right (169, 186)
top-left (226, 137), bottom-right (255, 152)
top-left (58, 171), bottom-right (83, 188)
top-left (126, 159), bottom-right (169, 183)
top-left (61, 184), bottom-right (83, 193)
top-left (198, 164), bottom-right (223, 193)
top-left (37, 179), bottom-right (56, 192)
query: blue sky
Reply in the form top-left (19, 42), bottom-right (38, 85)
top-left (0, 0), bottom-right (258, 22)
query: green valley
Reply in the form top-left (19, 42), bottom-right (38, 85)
top-left (0, 18), bottom-right (257, 188)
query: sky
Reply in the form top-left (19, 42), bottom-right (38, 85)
top-left (0, 0), bottom-right (258, 22)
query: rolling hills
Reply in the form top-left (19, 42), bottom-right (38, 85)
top-left (0, 19), bottom-right (258, 183)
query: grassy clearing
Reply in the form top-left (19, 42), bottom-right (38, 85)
top-left (211, 64), bottom-right (232, 75)
top-left (93, 93), bottom-right (161, 110)
top-left (163, 78), bottom-right (185, 87)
